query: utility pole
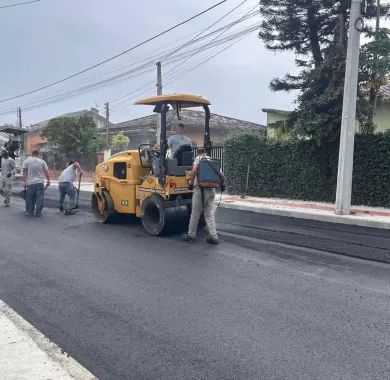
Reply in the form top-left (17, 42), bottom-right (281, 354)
top-left (156, 61), bottom-right (162, 143)
top-left (335, 0), bottom-right (362, 215)
top-left (105, 102), bottom-right (110, 147)
top-left (17, 107), bottom-right (22, 128)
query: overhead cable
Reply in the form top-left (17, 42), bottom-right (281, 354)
top-left (0, 0), bottom-right (229, 103)
top-left (0, 0), bottom-right (41, 9)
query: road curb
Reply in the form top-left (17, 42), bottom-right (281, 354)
top-left (0, 300), bottom-right (97, 380)
top-left (219, 202), bottom-right (390, 230)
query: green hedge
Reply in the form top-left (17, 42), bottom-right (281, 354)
top-left (224, 132), bottom-right (390, 207)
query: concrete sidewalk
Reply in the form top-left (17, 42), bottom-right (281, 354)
top-left (220, 195), bottom-right (390, 230)
top-left (0, 300), bottom-right (97, 380)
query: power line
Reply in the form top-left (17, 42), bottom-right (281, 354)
top-left (0, 6), bottom-right (259, 115)
top-left (0, 21), bottom-right (258, 115)
top-left (162, 0), bottom-right (248, 62)
top-left (164, 4), bottom-right (259, 79)
top-left (0, 0), bottom-right (41, 9)
top-left (0, 0), bottom-right (229, 104)
top-left (0, 20), bottom-right (259, 115)
top-left (114, 28), bottom-right (254, 109)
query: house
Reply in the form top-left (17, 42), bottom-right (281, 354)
top-left (261, 108), bottom-right (291, 139)
top-left (24, 107), bottom-right (108, 153)
top-left (263, 80), bottom-right (390, 138)
top-left (110, 109), bottom-right (266, 148)
top-left (373, 81), bottom-right (390, 133)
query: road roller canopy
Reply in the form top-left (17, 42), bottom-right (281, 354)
top-left (135, 93), bottom-right (210, 108)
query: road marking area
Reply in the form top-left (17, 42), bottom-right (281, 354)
top-left (0, 299), bottom-right (97, 380)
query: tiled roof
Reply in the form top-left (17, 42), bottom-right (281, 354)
top-left (261, 108), bottom-right (291, 115)
top-left (29, 108), bottom-right (109, 130)
top-left (111, 109), bottom-right (265, 131)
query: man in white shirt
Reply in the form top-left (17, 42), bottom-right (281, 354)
top-left (167, 123), bottom-right (192, 158)
top-left (22, 149), bottom-right (50, 217)
top-left (58, 161), bottom-right (84, 214)
top-left (0, 150), bottom-right (16, 207)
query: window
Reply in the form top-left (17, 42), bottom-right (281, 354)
top-left (113, 162), bottom-right (126, 180)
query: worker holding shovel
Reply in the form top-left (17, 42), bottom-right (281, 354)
top-left (58, 161), bottom-right (84, 215)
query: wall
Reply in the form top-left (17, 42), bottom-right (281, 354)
top-left (373, 103), bottom-right (390, 133)
top-left (24, 129), bottom-right (47, 153)
top-left (265, 111), bottom-right (290, 139)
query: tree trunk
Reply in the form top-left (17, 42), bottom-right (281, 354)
top-left (306, 0), bottom-right (322, 67)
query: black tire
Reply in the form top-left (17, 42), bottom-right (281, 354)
top-left (141, 195), bottom-right (167, 236)
top-left (91, 191), bottom-right (114, 223)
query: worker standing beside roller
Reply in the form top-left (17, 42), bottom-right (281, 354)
top-left (184, 148), bottom-right (225, 244)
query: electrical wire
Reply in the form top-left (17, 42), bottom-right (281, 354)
top-left (108, 7), bottom-right (259, 107)
top-left (0, 0), bottom-right (229, 103)
top-left (164, 4), bottom-right (259, 79)
top-left (0, 0), bottom-right (40, 9)
top-left (0, 5), bottom-right (259, 115)
top-left (113, 30), bottom-right (254, 110)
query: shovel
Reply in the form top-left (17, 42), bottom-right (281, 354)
top-left (75, 176), bottom-right (81, 209)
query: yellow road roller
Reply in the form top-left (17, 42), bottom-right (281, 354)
top-left (92, 93), bottom-right (213, 235)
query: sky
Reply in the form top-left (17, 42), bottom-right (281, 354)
top-left (0, 0), bottom-right (298, 127)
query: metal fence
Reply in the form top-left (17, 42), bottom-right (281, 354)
top-left (193, 145), bottom-right (225, 171)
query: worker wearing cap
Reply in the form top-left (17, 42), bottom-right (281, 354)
top-left (0, 150), bottom-right (16, 207)
top-left (183, 148), bottom-right (225, 244)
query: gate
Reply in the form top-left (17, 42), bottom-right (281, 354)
top-left (193, 145), bottom-right (224, 171)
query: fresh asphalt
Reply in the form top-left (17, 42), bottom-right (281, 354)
top-left (1, 196), bottom-right (389, 379)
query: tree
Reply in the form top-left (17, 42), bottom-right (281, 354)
top-left (41, 115), bottom-right (106, 160)
top-left (111, 131), bottom-right (129, 151)
top-left (258, 0), bottom-right (354, 92)
top-left (258, 0), bottom-right (387, 142)
top-left (360, 28), bottom-right (390, 133)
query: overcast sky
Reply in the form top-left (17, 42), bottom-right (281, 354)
top-left (0, 0), bottom-right (297, 127)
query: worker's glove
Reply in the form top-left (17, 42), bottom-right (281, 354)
top-left (6, 173), bottom-right (11, 178)
top-left (220, 183), bottom-right (226, 192)
top-left (188, 182), bottom-right (194, 191)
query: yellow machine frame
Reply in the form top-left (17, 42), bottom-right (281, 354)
top-left (92, 93), bottom-right (212, 235)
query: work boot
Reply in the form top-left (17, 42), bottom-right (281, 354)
top-left (182, 233), bottom-right (196, 242)
top-left (206, 236), bottom-right (219, 245)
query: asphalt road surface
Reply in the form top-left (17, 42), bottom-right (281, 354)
top-left (1, 198), bottom-right (389, 379)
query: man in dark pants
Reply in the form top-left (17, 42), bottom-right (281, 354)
top-left (22, 149), bottom-right (50, 217)
top-left (58, 161), bottom-right (84, 214)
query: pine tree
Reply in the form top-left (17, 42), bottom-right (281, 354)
top-left (258, 0), bottom-right (388, 141)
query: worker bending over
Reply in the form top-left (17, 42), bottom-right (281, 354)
top-left (58, 161), bottom-right (84, 214)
